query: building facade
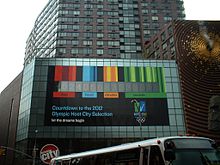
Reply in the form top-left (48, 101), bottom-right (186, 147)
top-left (25, 0), bottom-right (185, 65)
top-left (144, 20), bottom-right (220, 142)
top-left (1, 0), bottom-right (187, 164)
top-left (0, 73), bottom-right (23, 165)
top-left (15, 58), bottom-right (185, 164)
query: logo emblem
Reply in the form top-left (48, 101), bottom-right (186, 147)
top-left (131, 99), bottom-right (147, 124)
top-left (40, 144), bottom-right (60, 164)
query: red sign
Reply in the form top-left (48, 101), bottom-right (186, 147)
top-left (40, 144), bottom-right (60, 164)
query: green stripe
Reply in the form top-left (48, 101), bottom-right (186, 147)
top-left (146, 67), bottom-right (152, 82)
top-left (125, 92), bottom-right (167, 98)
top-left (124, 67), bottom-right (129, 82)
top-left (135, 67), bottom-right (140, 82)
top-left (162, 67), bottom-right (166, 92)
top-left (130, 66), bottom-right (136, 82)
top-left (157, 67), bottom-right (163, 93)
top-left (139, 67), bottom-right (145, 82)
top-left (152, 67), bottom-right (157, 82)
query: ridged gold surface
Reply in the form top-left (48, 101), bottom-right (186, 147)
top-left (190, 33), bottom-right (220, 62)
top-left (174, 20), bottom-right (220, 142)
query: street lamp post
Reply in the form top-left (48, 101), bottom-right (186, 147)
top-left (32, 130), bottom-right (38, 165)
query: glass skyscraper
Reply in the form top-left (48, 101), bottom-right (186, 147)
top-left (24, 0), bottom-right (185, 65)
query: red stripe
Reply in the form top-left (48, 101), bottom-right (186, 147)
top-left (68, 66), bottom-right (76, 81)
top-left (62, 66), bottom-right (69, 81)
top-left (54, 66), bottom-right (63, 81)
top-left (53, 92), bottom-right (75, 98)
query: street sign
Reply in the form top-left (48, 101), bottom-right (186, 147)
top-left (40, 144), bottom-right (60, 164)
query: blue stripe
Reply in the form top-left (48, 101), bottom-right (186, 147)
top-left (83, 66), bottom-right (90, 81)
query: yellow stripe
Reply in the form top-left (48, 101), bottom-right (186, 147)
top-left (107, 66), bottom-right (111, 82)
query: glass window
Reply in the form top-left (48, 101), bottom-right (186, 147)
top-left (97, 18), bottom-right (104, 23)
top-left (97, 4), bottom-right (103, 9)
top-left (71, 48), bottom-right (79, 54)
top-left (83, 40), bottom-right (93, 46)
top-left (97, 11), bottom-right (104, 15)
top-left (84, 10), bottom-right (93, 15)
top-left (151, 9), bottom-right (158, 13)
top-left (164, 16), bottom-right (172, 21)
top-left (72, 40), bottom-right (79, 45)
top-left (108, 41), bottom-right (119, 46)
top-left (97, 41), bottom-right (104, 46)
top-left (83, 32), bottom-right (93, 38)
top-left (152, 16), bottom-right (159, 21)
top-left (97, 49), bottom-right (104, 55)
top-left (82, 48), bottom-right (92, 54)
top-left (58, 48), bottom-right (66, 54)
top-left (97, 25), bottom-right (104, 30)
top-left (97, 33), bottom-right (104, 38)
top-left (83, 25), bottom-right (93, 30)
top-left (142, 9), bottom-right (148, 14)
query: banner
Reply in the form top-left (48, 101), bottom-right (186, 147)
top-left (44, 66), bottom-right (169, 126)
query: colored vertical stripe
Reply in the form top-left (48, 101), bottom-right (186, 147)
top-left (104, 66), bottom-right (118, 82)
top-left (152, 67), bottom-right (157, 82)
top-left (155, 67), bottom-right (166, 93)
top-left (146, 67), bottom-right (152, 82)
top-left (62, 66), bottom-right (69, 81)
top-left (124, 67), bottom-right (129, 82)
top-left (83, 66), bottom-right (90, 81)
top-left (82, 66), bottom-right (98, 96)
top-left (157, 67), bottom-right (163, 92)
top-left (54, 66), bottom-right (63, 81)
top-left (111, 66), bottom-right (118, 82)
top-left (106, 66), bottom-right (111, 82)
top-left (111, 67), bottom-right (116, 82)
top-left (135, 67), bottom-right (140, 82)
top-left (69, 66), bottom-right (76, 81)
top-left (162, 67), bottom-right (166, 92)
top-left (130, 66), bottom-right (136, 82)
top-left (139, 67), bottom-right (145, 82)
top-left (94, 67), bottom-right (97, 81)
top-left (104, 66), bottom-right (107, 82)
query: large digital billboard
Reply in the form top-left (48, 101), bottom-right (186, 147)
top-left (45, 65), bottom-right (169, 126)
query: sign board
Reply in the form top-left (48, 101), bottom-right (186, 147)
top-left (40, 144), bottom-right (60, 164)
top-left (45, 66), bottom-right (169, 126)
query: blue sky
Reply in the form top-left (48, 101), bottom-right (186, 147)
top-left (0, 0), bottom-right (219, 92)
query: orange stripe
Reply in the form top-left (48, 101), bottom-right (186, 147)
top-left (111, 67), bottom-right (115, 82)
top-left (104, 66), bottom-right (107, 82)
top-left (111, 66), bottom-right (118, 82)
